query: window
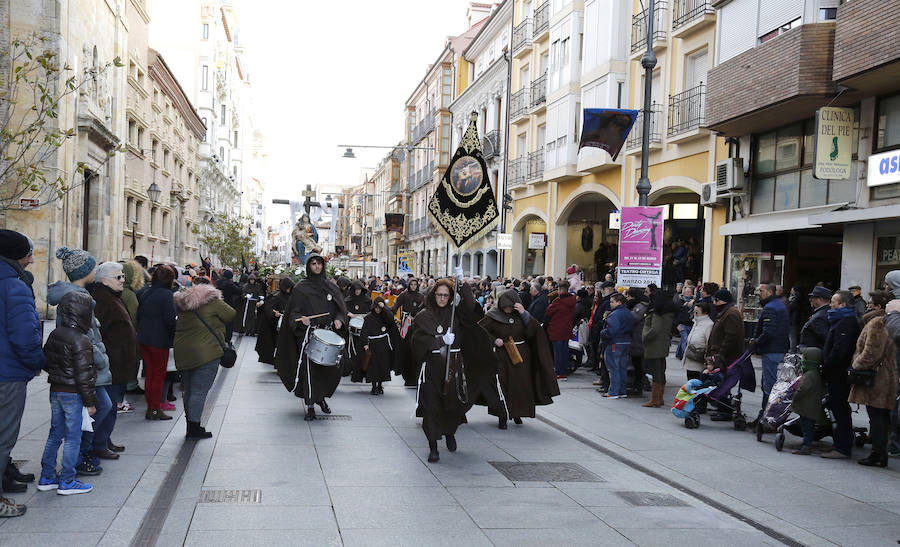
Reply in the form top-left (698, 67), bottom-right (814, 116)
top-left (137, 127), bottom-right (144, 149)
top-left (162, 212), bottom-right (169, 237)
top-left (202, 23), bottom-right (209, 39)
top-left (125, 197), bottom-right (134, 227)
top-left (151, 140), bottom-right (158, 162)
top-left (218, 146), bottom-right (224, 160)
top-left (128, 120), bottom-right (136, 145)
top-left (163, 150), bottom-right (170, 170)
top-left (876, 93), bottom-right (900, 151)
top-left (201, 117), bottom-right (207, 142)
top-left (150, 207), bottom-right (157, 235)
top-left (233, 130), bottom-right (238, 147)
top-left (751, 110), bottom-right (860, 213)
top-left (758, 18), bottom-right (801, 44)
top-left (135, 201), bottom-right (143, 229)
top-left (819, 8), bottom-right (837, 20)
top-left (201, 65), bottom-right (208, 91)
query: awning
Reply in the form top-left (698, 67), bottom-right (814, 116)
top-left (808, 204), bottom-right (900, 225)
top-left (719, 203), bottom-right (845, 237)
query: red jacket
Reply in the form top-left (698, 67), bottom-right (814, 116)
top-left (545, 292), bottom-right (576, 341)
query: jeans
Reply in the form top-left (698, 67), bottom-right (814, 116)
top-left (604, 343), bottom-right (630, 396)
top-left (41, 392), bottom-right (84, 484)
top-left (760, 353), bottom-right (784, 409)
top-left (551, 340), bottom-right (569, 376)
top-left (81, 385), bottom-right (113, 462)
top-left (826, 382), bottom-right (853, 456)
top-left (0, 381), bottom-right (27, 495)
top-left (675, 327), bottom-right (690, 360)
top-left (141, 345), bottom-right (169, 410)
top-left (182, 359), bottom-right (220, 422)
top-left (867, 405), bottom-right (891, 459)
top-left (799, 416), bottom-right (816, 447)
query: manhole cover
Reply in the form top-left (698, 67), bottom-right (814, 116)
top-left (488, 461), bottom-right (604, 482)
top-left (198, 489), bottom-right (262, 504)
top-left (615, 491), bottom-right (688, 507)
top-left (314, 414), bottom-right (352, 421)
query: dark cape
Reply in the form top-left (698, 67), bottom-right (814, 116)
top-left (361, 298), bottom-right (400, 383)
top-left (236, 279), bottom-right (265, 335)
top-left (411, 281), bottom-right (499, 442)
top-left (345, 283), bottom-right (372, 382)
top-left (255, 277), bottom-right (293, 365)
top-left (479, 306), bottom-right (559, 419)
top-left (275, 256), bottom-right (348, 405)
top-left (392, 286), bottom-right (425, 386)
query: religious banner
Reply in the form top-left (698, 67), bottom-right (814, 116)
top-left (427, 111), bottom-right (499, 250)
top-left (385, 213), bottom-right (405, 234)
top-left (579, 108), bottom-right (639, 161)
top-left (617, 206), bottom-right (664, 288)
top-left (397, 252), bottom-right (414, 276)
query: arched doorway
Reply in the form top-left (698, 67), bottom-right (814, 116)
top-left (461, 252), bottom-right (472, 276)
top-left (649, 186), bottom-right (704, 288)
top-left (486, 250), bottom-right (498, 278)
top-left (554, 189), bottom-right (619, 283)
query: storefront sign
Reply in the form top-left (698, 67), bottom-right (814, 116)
top-left (868, 149), bottom-right (900, 187)
top-left (528, 233), bottom-right (546, 249)
top-left (608, 211), bottom-right (620, 230)
top-left (617, 206), bottom-right (664, 287)
top-left (813, 106), bottom-right (853, 180)
top-left (496, 233), bottom-right (512, 250)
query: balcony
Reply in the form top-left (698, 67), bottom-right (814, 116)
top-left (483, 129), bottom-right (500, 160)
top-left (626, 104), bottom-right (663, 153)
top-left (667, 83), bottom-right (709, 143)
top-left (426, 160), bottom-right (434, 180)
top-left (507, 157), bottom-right (526, 189)
top-left (526, 148), bottom-right (544, 181)
top-left (533, 2), bottom-right (549, 40)
top-left (672, 0), bottom-right (714, 38)
top-left (530, 71), bottom-right (547, 111)
top-left (512, 18), bottom-right (532, 58)
top-left (631, 1), bottom-right (668, 55)
top-left (833, 0), bottom-right (900, 97)
top-left (510, 88), bottom-right (530, 124)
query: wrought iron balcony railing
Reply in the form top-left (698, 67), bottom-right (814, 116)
top-left (627, 104), bottom-right (663, 150)
top-left (507, 156), bottom-right (526, 189)
top-left (510, 87), bottom-right (530, 120)
top-left (667, 83), bottom-right (705, 136)
top-left (530, 71), bottom-right (547, 108)
top-left (526, 148), bottom-right (544, 180)
top-left (631, 1), bottom-right (668, 54)
top-left (673, 0), bottom-right (713, 30)
top-left (533, 2), bottom-right (549, 37)
top-left (512, 18), bottom-right (532, 53)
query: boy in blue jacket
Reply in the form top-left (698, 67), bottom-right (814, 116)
top-left (600, 294), bottom-right (634, 399)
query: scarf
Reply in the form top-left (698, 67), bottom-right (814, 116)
top-left (826, 306), bottom-right (856, 324)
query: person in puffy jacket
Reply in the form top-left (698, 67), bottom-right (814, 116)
top-left (39, 290), bottom-right (96, 495)
top-left (0, 230), bottom-right (46, 515)
top-left (173, 278), bottom-right (236, 439)
top-left (47, 247), bottom-right (111, 476)
top-left (545, 280), bottom-right (576, 379)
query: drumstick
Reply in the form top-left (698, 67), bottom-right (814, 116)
top-left (295, 312), bottom-right (331, 322)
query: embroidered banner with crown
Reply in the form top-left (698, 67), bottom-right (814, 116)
top-left (427, 112), bottom-right (500, 250)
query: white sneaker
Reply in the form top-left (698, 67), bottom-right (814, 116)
top-left (117, 401), bottom-right (135, 414)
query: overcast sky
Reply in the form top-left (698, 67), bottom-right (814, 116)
top-left (236, 0), bottom-right (475, 220)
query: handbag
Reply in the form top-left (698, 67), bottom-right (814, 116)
top-left (685, 344), bottom-right (706, 363)
top-left (848, 368), bottom-right (877, 387)
top-left (193, 311), bottom-right (237, 368)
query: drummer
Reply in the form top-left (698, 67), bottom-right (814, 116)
top-left (345, 280), bottom-right (371, 382)
top-left (391, 278), bottom-right (425, 386)
top-left (275, 253), bottom-right (348, 421)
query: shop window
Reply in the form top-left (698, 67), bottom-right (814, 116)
top-left (752, 177), bottom-right (775, 213)
top-left (774, 172), bottom-right (800, 211)
top-left (799, 171), bottom-right (827, 208)
top-left (775, 124), bottom-right (802, 171)
top-left (876, 93), bottom-right (900, 151)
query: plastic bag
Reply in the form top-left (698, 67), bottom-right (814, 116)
top-left (762, 354), bottom-right (803, 428)
top-left (81, 406), bottom-right (94, 432)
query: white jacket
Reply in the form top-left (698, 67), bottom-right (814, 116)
top-left (682, 315), bottom-right (713, 372)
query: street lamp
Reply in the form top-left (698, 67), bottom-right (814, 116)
top-left (147, 182), bottom-right (162, 204)
top-left (636, 0), bottom-right (657, 206)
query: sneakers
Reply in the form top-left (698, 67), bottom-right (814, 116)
top-left (0, 496), bottom-right (25, 517)
top-left (37, 476), bottom-right (59, 491)
top-left (160, 401), bottom-right (176, 412)
top-left (602, 394), bottom-right (620, 399)
top-left (117, 400), bottom-right (135, 414)
top-left (75, 459), bottom-right (103, 476)
top-left (57, 479), bottom-right (92, 496)
top-left (556, 375), bottom-right (568, 381)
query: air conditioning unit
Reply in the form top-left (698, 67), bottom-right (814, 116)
top-left (715, 158), bottom-right (744, 191)
top-left (700, 182), bottom-right (720, 206)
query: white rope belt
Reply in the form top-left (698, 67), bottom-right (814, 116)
top-left (432, 348), bottom-right (461, 354)
top-left (368, 332), bottom-right (392, 351)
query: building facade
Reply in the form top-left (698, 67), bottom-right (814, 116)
top-left (706, 0), bottom-right (897, 316)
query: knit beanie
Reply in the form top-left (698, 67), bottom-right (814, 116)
top-left (713, 289), bottom-right (734, 303)
top-left (56, 246), bottom-right (96, 281)
top-left (0, 229), bottom-right (33, 260)
top-left (885, 270), bottom-right (900, 299)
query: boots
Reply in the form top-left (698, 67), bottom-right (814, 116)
top-left (5, 459), bottom-right (34, 483)
top-left (185, 420), bottom-right (213, 440)
top-left (642, 383), bottom-right (665, 408)
top-left (498, 416), bottom-right (508, 430)
top-left (445, 434), bottom-right (457, 452)
top-left (427, 441), bottom-right (440, 463)
top-left (317, 400), bottom-right (331, 414)
top-left (654, 383), bottom-right (666, 407)
top-left (304, 406), bottom-right (316, 421)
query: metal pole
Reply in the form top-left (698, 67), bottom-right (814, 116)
top-left (362, 191), bottom-right (367, 278)
top-left (636, 0), bottom-right (657, 206)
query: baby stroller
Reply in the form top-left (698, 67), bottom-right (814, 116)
top-left (672, 379), bottom-right (715, 427)
top-left (755, 353), bottom-right (803, 440)
top-left (682, 350), bottom-right (756, 431)
top-left (567, 319), bottom-right (589, 373)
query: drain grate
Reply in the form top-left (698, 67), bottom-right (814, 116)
top-left (198, 489), bottom-right (263, 504)
top-left (615, 491), bottom-right (688, 507)
top-left (489, 461), bottom-right (604, 482)
top-left (314, 414), bottom-right (352, 421)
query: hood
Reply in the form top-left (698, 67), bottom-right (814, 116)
top-left (886, 270), bottom-right (900, 298)
top-left (279, 277), bottom-right (295, 294)
top-left (173, 283), bottom-right (223, 311)
top-left (305, 253), bottom-right (326, 281)
top-left (47, 280), bottom-right (89, 306)
top-left (56, 290), bottom-right (93, 332)
top-left (0, 255), bottom-right (34, 288)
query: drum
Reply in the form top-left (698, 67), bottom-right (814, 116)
top-left (349, 316), bottom-right (364, 335)
top-left (305, 328), bottom-right (345, 366)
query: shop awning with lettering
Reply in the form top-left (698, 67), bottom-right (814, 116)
top-left (719, 203), bottom-right (846, 237)
top-left (808, 204), bottom-right (900, 225)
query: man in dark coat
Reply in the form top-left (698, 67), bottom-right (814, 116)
top-left (528, 282), bottom-right (549, 323)
top-left (821, 290), bottom-right (861, 459)
top-left (255, 277), bottom-right (293, 365)
top-left (706, 289), bottom-right (745, 420)
top-left (799, 286), bottom-right (832, 350)
top-left (752, 283), bottom-right (790, 411)
top-left (215, 270), bottom-right (242, 342)
top-left (517, 279), bottom-right (532, 310)
top-left (275, 254), bottom-right (348, 421)
top-left (237, 276), bottom-right (265, 336)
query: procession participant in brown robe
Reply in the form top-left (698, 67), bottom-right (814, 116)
top-left (479, 289), bottom-right (560, 427)
top-left (345, 280), bottom-right (371, 382)
top-left (275, 254), bottom-right (347, 421)
top-left (392, 278), bottom-right (425, 386)
top-left (411, 274), bottom-right (498, 463)
top-left (361, 297), bottom-right (399, 395)
top-left (255, 277), bottom-right (293, 365)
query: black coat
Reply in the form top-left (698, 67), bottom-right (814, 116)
top-left (361, 307), bottom-right (399, 383)
top-left (390, 289), bottom-right (425, 317)
top-left (89, 283), bottom-right (138, 385)
top-left (136, 283), bottom-right (176, 349)
top-left (589, 295), bottom-right (612, 347)
top-left (215, 278), bottom-right (242, 310)
top-left (528, 290), bottom-right (549, 323)
top-left (822, 313), bottom-right (861, 385)
top-left (255, 279), bottom-right (293, 365)
top-left (43, 291), bottom-right (96, 406)
top-left (800, 304), bottom-right (830, 349)
top-left (518, 287), bottom-right (532, 310)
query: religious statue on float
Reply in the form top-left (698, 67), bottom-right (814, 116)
top-left (292, 213), bottom-right (322, 263)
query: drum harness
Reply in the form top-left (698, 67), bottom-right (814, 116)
top-left (291, 321), bottom-right (337, 396)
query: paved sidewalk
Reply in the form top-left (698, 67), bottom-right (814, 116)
top-left (1, 332), bottom-right (898, 546)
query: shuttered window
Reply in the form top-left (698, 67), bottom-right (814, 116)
top-left (758, 0), bottom-right (802, 38)
top-left (718, 0), bottom-right (757, 63)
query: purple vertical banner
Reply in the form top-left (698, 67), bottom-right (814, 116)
top-left (617, 206), bottom-right (664, 287)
